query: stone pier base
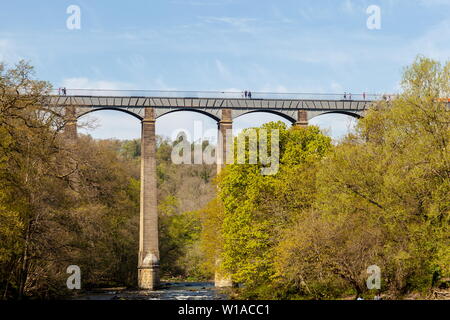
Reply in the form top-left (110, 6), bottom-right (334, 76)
top-left (138, 265), bottom-right (160, 290)
top-left (214, 257), bottom-right (233, 288)
top-left (214, 272), bottom-right (233, 288)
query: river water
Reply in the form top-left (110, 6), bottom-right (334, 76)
top-left (73, 282), bottom-right (229, 300)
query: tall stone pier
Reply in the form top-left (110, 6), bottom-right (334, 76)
top-left (214, 109), bottom-right (234, 288)
top-left (216, 108), bottom-right (233, 174)
top-left (64, 105), bottom-right (78, 141)
top-left (63, 105), bottom-right (80, 191)
top-left (138, 107), bottom-right (160, 289)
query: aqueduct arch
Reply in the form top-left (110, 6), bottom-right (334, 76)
top-left (308, 110), bottom-right (362, 121)
top-left (233, 109), bottom-right (297, 124)
top-left (77, 107), bottom-right (144, 121)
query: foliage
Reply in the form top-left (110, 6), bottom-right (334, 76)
top-left (0, 61), bottom-right (215, 299)
top-left (201, 56), bottom-right (449, 299)
top-left (1, 56), bottom-right (448, 300)
top-left (216, 123), bottom-right (332, 295)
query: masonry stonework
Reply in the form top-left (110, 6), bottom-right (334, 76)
top-left (295, 110), bottom-right (308, 127)
top-left (214, 109), bottom-right (234, 288)
top-left (138, 107), bottom-right (160, 290)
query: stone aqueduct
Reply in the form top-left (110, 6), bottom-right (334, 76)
top-left (52, 94), bottom-right (371, 289)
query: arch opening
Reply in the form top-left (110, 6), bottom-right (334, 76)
top-left (156, 109), bottom-right (220, 123)
top-left (309, 113), bottom-right (359, 142)
top-left (234, 109), bottom-right (296, 124)
top-left (310, 110), bottom-right (361, 120)
top-left (78, 109), bottom-right (141, 140)
top-left (156, 110), bottom-right (218, 144)
top-left (77, 107), bottom-right (143, 121)
top-left (233, 111), bottom-right (293, 136)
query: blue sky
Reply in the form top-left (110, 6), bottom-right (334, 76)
top-left (1, 0), bottom-right (449, 141)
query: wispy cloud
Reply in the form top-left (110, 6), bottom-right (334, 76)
top-left (409, 18), bottom-right (450, 61)
top-left (116, 54), bottom-right (148, 70)
top-left (170, 0), bottom-right (234, 6)
top-left (61, 78), bottom-right (135, 90)
top-left (60, 76), bottom-right (177, 93)
top-left (0, 39), bottom-right (19, 63)
top-left (215, 59), bottom-right (233, 80)
top-left (342, 0), bottom-right (355, 13)
top-left (417, 0), bottom-right (450, 7)
top-left (200, 16), bottom-right (258, 32)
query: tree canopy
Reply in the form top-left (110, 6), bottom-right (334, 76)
top-left (200, 56), bottom-right (449, 299)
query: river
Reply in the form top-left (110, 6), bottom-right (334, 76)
top-left (73, 282), bottom-right (229, 300)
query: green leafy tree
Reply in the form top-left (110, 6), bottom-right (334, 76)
top-left (216, 122), bottom-right (332, 296)
top-left (275, 56), bottom-right (450, 299)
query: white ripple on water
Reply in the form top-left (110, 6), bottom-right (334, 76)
top-left (74, 282), bottom-right (228, 300)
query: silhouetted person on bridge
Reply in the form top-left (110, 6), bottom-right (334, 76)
top-left (248, 91), bottom-right (252, 99)
top-left (62, 87), bottom-right (67, 95)
top-left (244, 90), bottom-right (248, 98)
top-left (344, 92), bottom-right (347, 100)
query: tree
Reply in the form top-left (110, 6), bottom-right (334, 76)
top-left (275, 56), bottom-right (450, 299)
top-left (0, 61), bottom-right (73, 298)
top-left (215, 122), bottom-right (332, 296)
